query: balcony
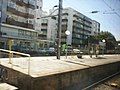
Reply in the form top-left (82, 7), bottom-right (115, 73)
top-left (73, 24), bottom-right (83, 30)
top-left (41, 23), bottom-right (48, 26)
top-left (7, 6), bottom-right (34, 19)
top-left (62, 19), bottom-right (68, 22)
top-left (73, 20), bottom-right (83, 26)
top-left (73, 29), bottom-right (83, 35)
top-left (11, 0), bottom-right (35, 9)
top-left (6, 18), bottom-right (34, 29)
top-left (38, 34), bottom-right (47, 40)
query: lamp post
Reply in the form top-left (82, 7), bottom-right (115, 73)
top-left (8, 39), bottom-right (14, 64)
top-left (65, 30), bottom-right (70, 59)
top-left (102, 39), bottom-right (105, 56)
top-left (118, 43), bottom-right (120, 55)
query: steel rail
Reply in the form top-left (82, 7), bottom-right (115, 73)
top-left (82, 71), bottom-right (120, 90)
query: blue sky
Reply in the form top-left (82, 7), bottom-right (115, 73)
top-left (43, 0), bottom-right (120, 41)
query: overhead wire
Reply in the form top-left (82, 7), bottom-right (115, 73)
top-left (102, 0), bottom-right (120, 40)
top-left (102, 0), bottom-right (120, 18)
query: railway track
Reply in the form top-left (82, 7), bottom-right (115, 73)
top-left (82, 72), bottom-right (120, 90)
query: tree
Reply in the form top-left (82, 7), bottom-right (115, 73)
top-left (84, 35), bottom-right (99, 45)
top-left (98, 31), bottom-right (117, 50)
top-left (84, 31), bottom-right (117, 53)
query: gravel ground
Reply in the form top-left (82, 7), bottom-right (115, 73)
top-left (91, 74), bottom-right (120, 90)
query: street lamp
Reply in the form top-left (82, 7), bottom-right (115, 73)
top-left (102, 39), bottom-right (105, 43)
top-left (102, 39), bottom-right (105, 56)
top-left (65, 30), bottom-right (70, 36)
top-left (90, 10), bottom-right (115, 14)
top-left (118, 43), bottom-right (120, 55)
top-left (65, 30), bottom-right (70, 59)
top-left (8, 39), bottom-right (14, 64)
top-left (91, 11), bottom-right (100, 14)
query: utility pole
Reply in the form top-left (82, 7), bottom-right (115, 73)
top-left (57, 0), bottom-right (62, 59)
top-left (0, 0), bottom-right (3, 37)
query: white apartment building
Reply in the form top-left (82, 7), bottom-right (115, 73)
top-left (0, 0), bottom-right (43, 52)
top-left (38, 11), bottom-right (57, 48)
top-left (91, 20), bottom-right (100, 35)
top-left (47, 16), bottom-right (57, 42)
top-left (60, 8), bottom-right (93, 48)
top-left (34, 0), bottom-right (43, 33)
top-left (39, 7), bottom-right (100, 48)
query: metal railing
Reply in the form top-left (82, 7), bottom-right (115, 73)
top-left (0, 49), bottom-right (31, 75)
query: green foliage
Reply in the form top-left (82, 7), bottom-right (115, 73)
top-left (91, 31), bottom-right (117, 50)
top-left (62, 44), bottom-right (67, 52)
top-left (82, 31), bottom-right (117, 52)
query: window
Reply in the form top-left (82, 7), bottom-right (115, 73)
top-left (42, 19), bottom-right (48, 23)
top-left (28, 8), bottom-right (34, 14)
top-left (29, 0), bottom-right (35, 6)
top-left (8, 1), bottom-right (16, 9)
top-left (17, 6), bottom-right (26, 13)
top-left (28, 19), bottom-right (34, 24)
top-left (23, 0), bottom-right (28, 4)
top-left (37, 6), bottom-right (39, 9)
top-left (18, 16), bottom-right (26, 23)
top-left (51, 16), bottom-right (56, 20)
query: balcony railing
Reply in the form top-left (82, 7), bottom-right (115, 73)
top-left (6, 18), bottom-right (34, 29)
top-left (11, 0), bottom-right (35, 9)
top-left (7, 6), bottom-right (34, 19)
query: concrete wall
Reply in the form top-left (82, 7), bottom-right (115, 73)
top-left (0, 61), bottom-right (120, 90)
top-left (0, 65), bottom-right (32, 90)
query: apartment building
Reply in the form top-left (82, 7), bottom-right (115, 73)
top-left (38, 12), bottom-right (57, 48)
top-left (34, 0), bottom-right (43, 33)
top-left (91, 20), bottom-right (100, 35)
top-left (60, 8), bottom-right (94, 48)
top-left (0, 0), bottom-right (41, 52)
top-left (38, 7), bottom-right (100, 49)
top-left (1, 0), bottom-right (36, 29)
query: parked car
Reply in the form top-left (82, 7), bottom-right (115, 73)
top-left (39, 48), bottom-right (47, 55)
top-left (73, 49), bottom-right (80, 54)
top-left (38, 47), bottom-right (56, 56)
top-left (46, 47), bottom-right (56, 55)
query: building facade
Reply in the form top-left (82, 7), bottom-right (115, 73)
top-left (38, 13), bottom-right (57, 48)
top-left (1, 0), bottom-right (36, 29)
top-left (34, 0), bottom-right (43, 33)
top-left (60, 8), bottom-right (94, 48)
top-left (91, 20), bottom-right (100, 35)
top-left (0, 23), bottom-right (38, 52)
top-left (39, 7), bottom-right (100, 49)
top-left (0, 0), bottom-right (42, 53)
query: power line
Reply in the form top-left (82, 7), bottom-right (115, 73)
top-left (102, 0), bottom-right (120, 18)
top-left (101, 0), bottom-right (120, 40)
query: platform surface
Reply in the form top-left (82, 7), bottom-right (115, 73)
top-left (0, 55), bottom-right (120, 77)
top-left (0, 83), bottom-right (18, 90)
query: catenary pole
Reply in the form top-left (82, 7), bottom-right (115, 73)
top-left (57, 0), bottom-right (62, 59)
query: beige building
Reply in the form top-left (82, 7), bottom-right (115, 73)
top-left (0, 0), bottom-right (42, 52)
